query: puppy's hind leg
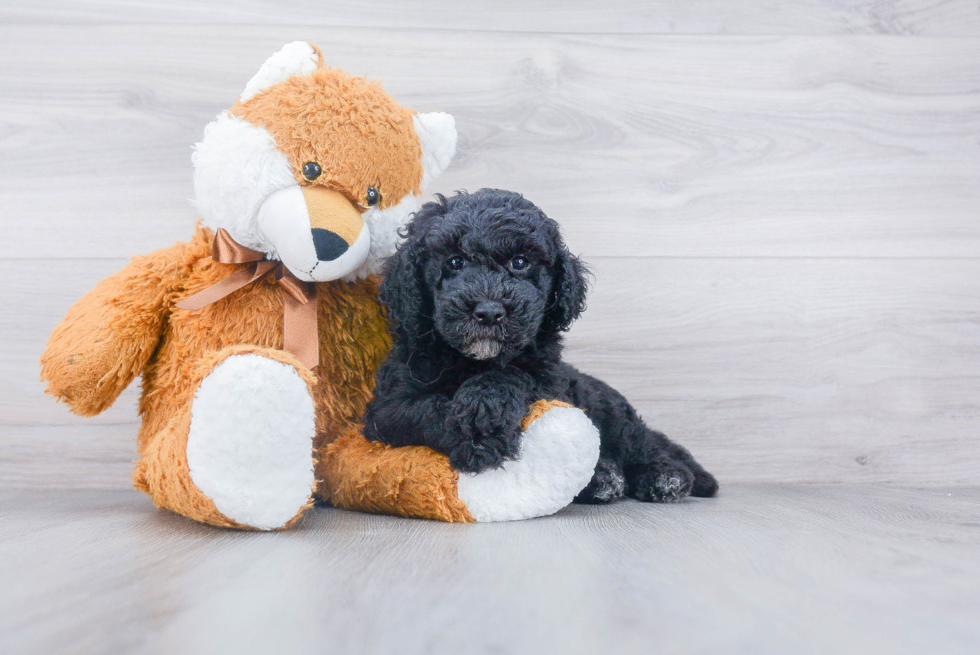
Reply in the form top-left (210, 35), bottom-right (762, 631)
top-left (574, 456), bottom-right (626, 504)
top-left (645, 432), bottom-right (718, 498)
top-left (670, 445), bottom-right (719, 498)
top-left (623, 426), bottom-right (702, 503)
top-left (562, 366), bottom-right (718, 503)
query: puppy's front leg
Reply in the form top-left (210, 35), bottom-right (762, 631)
top-left (448, 370), bottom-right (534, 473)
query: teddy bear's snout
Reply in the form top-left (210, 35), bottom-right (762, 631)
top-left (303, 186), bottom-right (364, 250)
top-left (256, 185), bottom-right (371, 281)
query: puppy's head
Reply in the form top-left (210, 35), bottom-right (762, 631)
top-left (381, 189), bottom-right (588, 361)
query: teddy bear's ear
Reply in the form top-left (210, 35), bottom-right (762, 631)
top-left (413, 112), bottom-right (458, 189)
top-left (239, 41), bottom-right (323, 103)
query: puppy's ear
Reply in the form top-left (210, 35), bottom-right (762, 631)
top-left (379, 232), bottom-right (427, 350)
top-left (379, 196), bottom-right (446, 349)
top-left (544, 246), bottom-right (590, 334)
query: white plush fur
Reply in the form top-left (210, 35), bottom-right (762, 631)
top-left (413, 112), bottom-right (458, 190)
top-left (456, 406), bottom-right (601, 522)
top-left (193, 112), bottom-right (297, 253)
top-left (256, 185), bottom-right (370, 282)
top-left (240, 41), bottom-right (319, 103)
top-left (344, 191), bottom-right (421, 280)
top-left (186, 354), bottom-right (316, 530)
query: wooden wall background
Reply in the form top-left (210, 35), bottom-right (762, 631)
top-left (2, 1), bottom-right (978, 489)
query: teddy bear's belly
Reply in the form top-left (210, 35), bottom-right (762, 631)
top-left (136, 277), bottom-right (391, 453)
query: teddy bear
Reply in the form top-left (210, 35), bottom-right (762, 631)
top-left (40, 42), bottom-right (600, 529)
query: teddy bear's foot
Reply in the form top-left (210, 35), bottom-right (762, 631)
top-left (183, 351), bottom-right (316, 530)
top-left (455, 400), bottom-right (601, 522)
top-left (135, 346), bottom-right (317, 530)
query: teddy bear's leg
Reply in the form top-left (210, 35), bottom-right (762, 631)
top-left (320, 400), bottom-right (600, 523)
top-left (135, 346), bottom-right (316, 530)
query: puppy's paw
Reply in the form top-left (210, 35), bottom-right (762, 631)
top-left (692, 468), bottom-right (720, 498)
top-left (574, 457), bottom-right (626, 504)
top-left (448, 436), bottom-right (514, 473)
top-left (625, 461), bottom-right (695, 503)
top-left (449, 373), bottom-right (527, 470)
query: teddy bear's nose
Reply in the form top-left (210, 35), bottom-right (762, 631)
top-left (311, 228), bottom-right (349, 261)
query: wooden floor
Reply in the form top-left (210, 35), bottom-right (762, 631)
top-left (2, 485), bottom-right (979, 655)
top-left (2, 2), bottom-right (979, 653)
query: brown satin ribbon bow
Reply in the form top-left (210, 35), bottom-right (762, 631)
top-left (176, 228), bottom-right (319, 369)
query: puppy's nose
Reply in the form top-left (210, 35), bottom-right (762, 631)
top-left (473, 301), bottom-right (506, 326)
top-left (311, 228), bottom-right (349, 261)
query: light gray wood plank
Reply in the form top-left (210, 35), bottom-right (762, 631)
top-left (0, 424), bottom-right (138, 490)
top-left (3, 0), bottom-right (980, 35)
top-left (5, 257), bottom-right (978, 486)
top-left (566, 257), bottom-right (980, 485)
top-left (2, 486), bottom-right (979, 655)
top-left (1, 258), bottom-right (139, 430)
top-left (3, 26), bottom-right (979, 259)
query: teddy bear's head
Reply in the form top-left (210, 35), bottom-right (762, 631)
top-left (192, 42), bottom-right (457, 282)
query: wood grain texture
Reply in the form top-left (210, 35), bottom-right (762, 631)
top-left (3, 7), bottom-right (980, 650)
top-left (2, 5), bottom-right (978, 491)
top-left (2, 486), bottom-right (979, 654)
top-left (567, 257), bottom-right (980, 485)
top-left (0, 424), bottom-right (137, 490)
top-left (5, 257), bottom-right (978, 486)
top-left (3, 0), bottom-right (980, 35)
top-left (2, 26), bottom-right (980, 259)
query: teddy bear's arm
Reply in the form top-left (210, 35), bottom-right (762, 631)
top-left (40, 244), bottom-right (188, 416)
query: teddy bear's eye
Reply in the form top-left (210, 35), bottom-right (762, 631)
top-left (366, 186), bottom-right (381, 207)
top-left (447, 256), bottom-right (465, 271)
top-left (302, 162), bottom-right (322, 181)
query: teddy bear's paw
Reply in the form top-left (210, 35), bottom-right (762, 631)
top-left (455, 404), bottom-right (600, 522)
top-left (186, 353), bottom-right (316, 530)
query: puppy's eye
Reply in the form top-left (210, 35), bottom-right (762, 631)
top-left (447, 256), bottom-right (466, 271)
top-left (366, 186), bottom-right (381, 207)
top-left (510, 256), bottom-right (529, 271)
top-left (302, 162), bottom-right (322, 181)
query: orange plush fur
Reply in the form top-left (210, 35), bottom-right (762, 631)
top-left (41, 226), bottom-right (391, 527)
top-left (39, 47), bottom-right (443, 528)
top-left (232, 61), bottom-right (424, 211)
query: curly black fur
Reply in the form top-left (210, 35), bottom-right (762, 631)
top-left (363, 189), bottom-right (718, 503)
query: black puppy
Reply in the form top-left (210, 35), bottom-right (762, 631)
top-left (363, 189), bottom-right (718, 503)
